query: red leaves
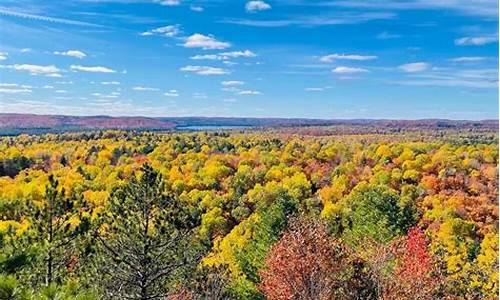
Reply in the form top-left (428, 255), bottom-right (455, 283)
top-left (396, 226), bottom-right (431, 278)
top-left (258, 219), bottom-right (353, 300)
top-left (382, 226), bottom-right (440, 300)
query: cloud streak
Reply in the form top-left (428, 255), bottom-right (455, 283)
top-left (180, 65), bottom-right (230, 75)
top-left (71, 65), bottom-right (116, 73)
top-left (320, 53), bottom-right (377, 63)
top-left (0, 8), bottom-right (101, 27)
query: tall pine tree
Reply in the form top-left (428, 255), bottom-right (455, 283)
top-left (96, 164), bottom-right (200, 299)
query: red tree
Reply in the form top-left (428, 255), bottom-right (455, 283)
top-left (259, 218), bottom-right (369, 300)
top-left (382, 226), bottom-right (440, 300)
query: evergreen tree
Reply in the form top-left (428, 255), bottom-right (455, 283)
top-left (96, 164), bottom-right (200, 300)
top-left (26, 175), bottom-right (89, 287)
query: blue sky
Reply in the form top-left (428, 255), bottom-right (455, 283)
top-left (0, 0), bottom-right (498, 119)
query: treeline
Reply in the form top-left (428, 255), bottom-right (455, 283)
top-left (0, 129), bottom-right (498, 299)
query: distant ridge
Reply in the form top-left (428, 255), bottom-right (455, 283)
top-left (0, 113), bottom-right (497, 132)
top-left (0, 113), bottom-right (176, 130)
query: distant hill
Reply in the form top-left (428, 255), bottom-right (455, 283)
top-left (0, 114), bottom-right (176, 130)
top-left (0, 113), bottom-right (497, 134)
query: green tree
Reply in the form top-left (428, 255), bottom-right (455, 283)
top-left (339, 184), bottom-right (415, 248)
top-left (26, 175), bottom-right (89, 287)
top-left (96, 164), bottom-right (201, 300)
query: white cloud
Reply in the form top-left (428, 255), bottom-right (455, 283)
top-left (219, 50), bottom-right (256, 58)
top-left (191, 50), bottom-right (256, 60)
top-left (455, 36), bottom-right (498, 46)
top-left (0, 88), bottom-right (31, 94)
top-left (183, 34), bottom-right (231, 50)
top-left (398, 62), bottom-right (429, 73)
top-left (20, 48), bottom-right (31, 53)
top-left (332, 66), bottom-right (369, 74)
top-left (222, 80), bottom-right (245, 86)
top-left (320, 53), bottom-right (377, 63)
top-left (0, 83), bottom-right (30, 88)
top-left (55, 89), bottom-right (67, 93)
top-left (245, 1), bottom-right (272, 12)
top-left (190, 5), bottom-right (204, 12)
top-left (54, 50), bottom-right (86, 59)
top-left (164, 89), bottom-right (179, 97)
top-left (70, 65), bottom-right (116, 73)
top-left (0, 83), bottom-right (32, 94)
top-left (190, 54), bottom-right (220, 60)
top-left (47, 73), bottom-right (62, 78)
top-left (133, 86), bottom-right (160, 91)
top-left (101, 81), bottom-right (120, 85)
top-left (42, 85), bottom-right (54, 89)
top-left (305, 87), bottom-right (324, 92)
top-left (1, 64), bottom-right (61, 76)
top-left (154, 0), bottom-right (180, 6)
top-left (141, 24), bottom-right (181, 37)
top-left (180, 65), bottom-right (230, 75)
top-left (0, 52), bottom-right (7, 60)
top-left (450, 57), bottom-right (489, 62)
top-left (238, 90), bottom-right (261, 95)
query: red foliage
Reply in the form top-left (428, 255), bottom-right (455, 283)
top-left (396, 226), bottom-right (431, 278)
top-left (259, 219), bottom-right (362, 300)
top-left (382, 226), bottom-right (440, 300)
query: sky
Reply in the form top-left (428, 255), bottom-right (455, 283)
top-left (0, 0), bottom-right (498, 120)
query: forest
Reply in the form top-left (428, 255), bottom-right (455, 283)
top-left (0, 127), bottom-right (498, 299)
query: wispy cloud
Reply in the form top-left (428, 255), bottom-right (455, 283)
top-left (0, 52), bottom-right (7, 60)
top-left (71, 65), bottom-right (116, 73)
top-left (0, 82), bottom-right (32, 94)
top-left (220, 12), bottom-right (395, 27)
top-left (154, 0), bottom-right (181, 6)
top-left (328, 0), bottom-right (498, 17)
top-left (191, 50), bottom-right (256, 60)
top-left (398, 62), bottom-right (430, 72)
top-left (0, 8), bottom-right (101, 27)
top-left (190, 5), bottom-right (204, 12)
top-left (238, 90), bottom-right (261, 95)
top-left (101, 81), bottom-right (120, 85)
top-left (164, 89), bottom-right (179, 97)
top-left (140, 24), bottom-right (181, 37)
top-left (1, 64), bottom-right (61, 77)
top-left (305, 86), bottom-right (332, 92)
top-left (180, 65), bottom-right (230, 75)
top-left (391, 68), bottom-right (498, 89)
top-left (182, 34), bottom-right (231, 50)
top-left (320, 53), bottom-right (377, 63)
top-left (455, 36), bottom-right (498, 46)
top-left (450, 57), bottom-right (489, 62)
top-left (133, 86), bottom-right (160, 91)
top-left (332, 66), bottom-right (369, 74)
top-left (54, 50), bottom-right (87, 59)
top-left (222, 80), bottom-right (245, 86)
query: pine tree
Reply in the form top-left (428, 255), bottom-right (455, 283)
top-left (96, 164), bottom-right (200, 300)
top-left (25, 175), bottom-right (89, 287)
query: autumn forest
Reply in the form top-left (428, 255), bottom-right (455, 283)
top-left (0, 126), bottom-right (498, 299)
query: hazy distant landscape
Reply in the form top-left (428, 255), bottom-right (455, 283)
top-left (0, 113), bottom-right (498, 135)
